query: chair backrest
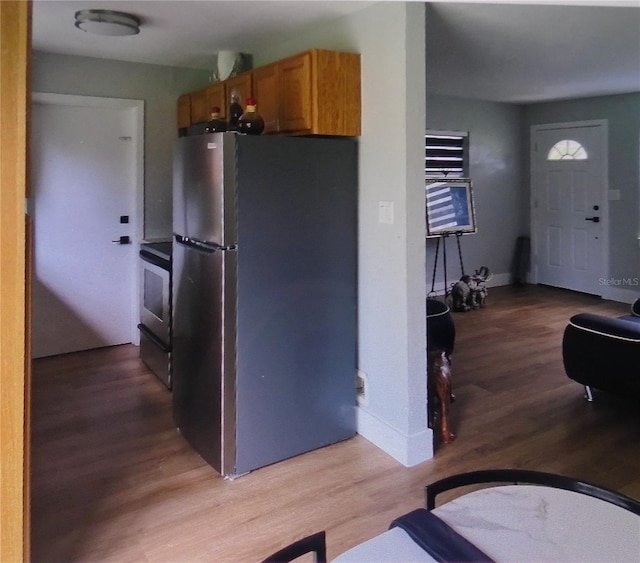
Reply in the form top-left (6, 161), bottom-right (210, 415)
top-left (261, 531), bottom-right (327, 563)
top-left (425, 469), bottom-right (640, 515)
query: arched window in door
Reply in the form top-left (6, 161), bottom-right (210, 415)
top-left (547, 139), bottom-right (588, 161)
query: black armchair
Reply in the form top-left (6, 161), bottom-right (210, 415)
top-left (562, 299), bottom-right (640, 401)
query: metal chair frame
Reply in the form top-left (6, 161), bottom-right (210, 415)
top-left (425, 468), bottom-right (640, 515)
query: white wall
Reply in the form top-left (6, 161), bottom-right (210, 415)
top-left (31, 52), bottom-right (211, 240)
top-left (248, 2), bottom-right (432, 465)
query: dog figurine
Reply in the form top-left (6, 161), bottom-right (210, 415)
top-left (451, 267), bottom-right (490, 312)
top-left (428, 349), bottom-right (455, 444)
top-left (451, 275), bottom-right (476, 312)
top-left (473, 284), bottom-right (488, 308)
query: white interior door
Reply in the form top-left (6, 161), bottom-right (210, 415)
top-left (31, 97), bottom-right (141, 358)
top-left (532, 122), bottom-right (607, 295)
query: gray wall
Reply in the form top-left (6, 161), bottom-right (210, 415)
top-left (525, 93), bottom-right (640, 298)
top-left (31, 51), bottom-right (210, 240)
top-left (425, 91), bottom-right (640, 303)
top-left (426, 94), bottom-right (526, 290)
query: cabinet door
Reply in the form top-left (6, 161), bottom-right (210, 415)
top-left (252, 64), bottom-right (279, 134)
top-left (278, 52), bottom-right (313, 133)
top-left (177, 94), bottom-right (191, 129)
top-left (205, 83), bottom-right (226, 119)
top-left (314, 50), bottom-right (361, 137)
top-left (225, 72), bottom-right (252, 111)
top-left (190, 88), bottom-right (209, 124)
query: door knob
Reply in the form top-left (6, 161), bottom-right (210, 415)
top-left (112, 235), bottom-right (131, 244)
top-left (585, 217), bottom-right (600, 223)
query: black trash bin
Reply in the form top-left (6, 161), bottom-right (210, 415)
top-left (426, 298), bottom-right (455, 355)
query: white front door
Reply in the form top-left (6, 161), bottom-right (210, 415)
top-left (31, 96), bottom-right (142, 358)
top-left (532, 122), bottom-right (607, 295)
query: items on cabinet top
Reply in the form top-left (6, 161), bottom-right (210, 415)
top-left (177, 49), bottom-right (361, 138)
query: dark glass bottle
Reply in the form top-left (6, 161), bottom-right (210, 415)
top-left (227, 91), bottom-right (244, 132)
top-left (237, 98), bottom-right (265, 135)
top-left (204, 107), bottom-right (227, 133)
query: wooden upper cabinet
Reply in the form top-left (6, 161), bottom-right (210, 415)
top-left (224, 72), bottom-right (253, 112)
top-left (255, 49), bottom-right (361, 136)
top-left (278, 51), bottom-right (313, 133)
top-left (177, 94), bottom-right (191, 129)
top-left (252, 63), bottom-right (279, 134)
top-left (205, 82), bottom-right (226, 119)
top-left (176, 49), bottom-right (361, 137)
top-left (311, 49), bottom-right (361, 137)
top-left (189, 88), bottom-right (209, 124)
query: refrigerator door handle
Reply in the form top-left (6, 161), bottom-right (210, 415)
top-left (174, 234), bottom-right (237, 253)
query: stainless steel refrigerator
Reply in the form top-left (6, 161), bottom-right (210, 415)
top-left (172, 132), bottom-right (357, 478)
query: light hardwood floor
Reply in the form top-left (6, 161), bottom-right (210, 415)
top-left (31, 284), bottom-right (640, 562)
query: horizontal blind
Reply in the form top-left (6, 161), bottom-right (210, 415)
top-left (425, 132), bottom-right (467, 178)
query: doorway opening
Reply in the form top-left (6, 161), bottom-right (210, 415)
top-left (31, 93), bottom-right (144, 357)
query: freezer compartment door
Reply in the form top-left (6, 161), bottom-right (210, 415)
top-left (171, 238), bottom-right (237, 474)
top-left (173, 133), bottom-right (236, 245)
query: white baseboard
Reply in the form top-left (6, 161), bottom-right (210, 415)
top-left (600, 285), bottom-right (638, 305)
top-left (356, 406), bottom-right (433, 467)
top-left (487, 272), bottom-right (511, 288)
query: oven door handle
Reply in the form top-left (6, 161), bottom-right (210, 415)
top-left (174, 234), bottom-right (236, 254)
top-left (139, 249), bottom-right (170, 270)
top-left (138, 324), bottom-right (171, 353)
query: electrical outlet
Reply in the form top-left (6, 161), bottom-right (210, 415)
top-left (356, 369), bottom-right (368, 406)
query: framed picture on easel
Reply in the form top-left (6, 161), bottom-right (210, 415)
top-left (425, 178), bottom-right (476, 238)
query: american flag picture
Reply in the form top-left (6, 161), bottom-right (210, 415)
top-left (425, 179), bottom-right (475, 237)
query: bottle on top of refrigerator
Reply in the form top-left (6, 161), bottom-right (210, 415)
top-left (227, 91), bottom-right (244, 132)
top-left (237, 98), bottom-right (265, 135)
top-left (205, 107), bottom-right (227, 133)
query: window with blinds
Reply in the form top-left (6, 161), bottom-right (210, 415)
top-left (425, 131), bottom-right (469, 179)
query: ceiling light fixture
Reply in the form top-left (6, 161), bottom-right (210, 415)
top-left (74, 9), bottom-right (141, 36)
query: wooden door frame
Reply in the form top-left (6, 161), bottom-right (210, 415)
top-left (530, 119), bottom-right (609, 295)
top-left (0, 1), bottom-right (31, 562)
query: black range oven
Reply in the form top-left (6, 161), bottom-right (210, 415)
top-left (138, 242), bottom-right (172, 389)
